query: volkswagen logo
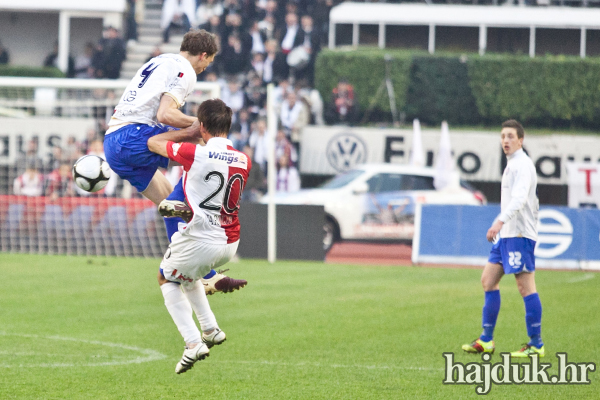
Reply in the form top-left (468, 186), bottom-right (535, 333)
top-left (535, 209), bottom-right (573, 258)
top-left (326, 133), bottom-right (367, 172)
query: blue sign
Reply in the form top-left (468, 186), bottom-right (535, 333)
top-left (413, 205), bottom-right (600, 270)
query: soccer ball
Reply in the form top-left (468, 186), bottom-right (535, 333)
top-left (72, 155), bottom-right (112, 193)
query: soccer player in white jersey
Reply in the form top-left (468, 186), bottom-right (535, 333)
top-left (103, 29), bottom-right (246, 294)
top-left (147, 99), bottom-right (251, 374)
top-left (462, 120), bottom-right (545, 358)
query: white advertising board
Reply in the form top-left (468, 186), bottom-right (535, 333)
top-left (0, 118), bottom-right (96, 165)
top-left (300, 126), bottom-right (600, 184)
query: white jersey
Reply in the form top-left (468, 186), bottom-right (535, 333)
top-left (166, 137), bottom-right (251, 244)
top-left (498, 148), bottom-right (539, 241)
top-left (108, 53), bottom-right (196, 128)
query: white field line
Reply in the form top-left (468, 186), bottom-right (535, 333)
top-left (0, 332), bottom-right (167, 368)
top-left (567, 273), bottom-right (596, 283)
top-left (0, 332), bottom-right (444, 372)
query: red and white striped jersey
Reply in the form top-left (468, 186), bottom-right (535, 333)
top-left (166, 137), bottom-right (251, 244)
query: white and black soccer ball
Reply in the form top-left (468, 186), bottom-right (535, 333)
top-left (72, 155), bottom-right (112, 193)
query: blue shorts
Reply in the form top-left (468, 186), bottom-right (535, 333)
top-left (488, 237), bottom-right (536, 274)
top-left (104, 124), bottom-right (172, 192)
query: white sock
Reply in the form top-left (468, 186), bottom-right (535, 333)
top-left (181, 280), bottom-right (218, 333)
top-left (160, 282), bottom-right (201, 344)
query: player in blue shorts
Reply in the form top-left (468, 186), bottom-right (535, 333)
top-left (104, 29), bottom-right (246, 294)
top-left (462, 120), bottom-right (545, 358)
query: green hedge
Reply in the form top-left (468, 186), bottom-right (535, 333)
top-left (468, 55), bottom-right (600, 126)
top-left (314, 48), bottom-right (412, 118)
top-left (406, 55), bottom-right (479, 126)
top-left (315, 48), bottom-right (600, 128)
top-left (0, 66), bottom-right (64, 78)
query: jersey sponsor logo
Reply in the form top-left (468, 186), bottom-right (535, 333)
top-left (172, 143), bottom-right (181, 156)
top-left (178, 72), bottom-right (184, 78)
top-left (208, 151), bottom-right (248, 168)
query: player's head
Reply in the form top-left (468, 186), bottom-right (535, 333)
top-left (500, 119), bottom-right (524, 156)
top-left (180, 29), bottom-right (219, 74)
top-left (197, 99), bottom-right (232, 138)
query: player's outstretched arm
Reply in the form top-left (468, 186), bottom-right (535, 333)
top-left (148, 121), bottom-right (200, 157)
top-left (157, 94), bottom-right (198, 128)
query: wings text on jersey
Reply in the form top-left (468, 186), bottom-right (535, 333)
top-left (207, 151), bottom-right (248, 169)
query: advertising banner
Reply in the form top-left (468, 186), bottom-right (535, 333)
top-left (412, 204), bottom-right (600, 270)
top-left (300, 126), bottom-right (600, 184)
top-left (566, 162), bottom-right (600, 208)
top-left (0, 118), bottom-right (96, 165)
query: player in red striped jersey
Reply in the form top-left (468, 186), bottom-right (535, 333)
top-left (147, 99), bottom-right (251, 374)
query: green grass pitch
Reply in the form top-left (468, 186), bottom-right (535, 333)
top-left (0, 253), bottom-right (598, 399)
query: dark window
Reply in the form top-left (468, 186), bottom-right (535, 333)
top-left (402, 175), bottom-right (435, 191)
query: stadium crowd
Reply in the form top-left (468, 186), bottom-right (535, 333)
top-left (6, 0), bottom-right (355, 200)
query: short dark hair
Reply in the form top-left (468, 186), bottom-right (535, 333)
top-left (501, 119), bottom-right (524, 139)
top-left (197, 99), bottom-right (232, 136)
top-left (180, 29), bottom-right (219, 56)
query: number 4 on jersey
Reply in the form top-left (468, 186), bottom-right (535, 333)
top-left (139, 63), bottom-right (159, 88)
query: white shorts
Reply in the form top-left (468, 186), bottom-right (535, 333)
top-left (160, 232), bottom-right (239, 284)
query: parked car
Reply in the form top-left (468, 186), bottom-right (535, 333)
top-left (263, 164), bottom-right (486, 251)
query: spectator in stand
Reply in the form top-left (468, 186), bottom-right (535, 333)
top-left (296, 79), bottom-right (324, 125)
top-left (221, 33), bottom-right (248, 75)
top-left (275, 128), bottom-right (298, 166)
top-left (222, 0), bottom-right (243, 18)
top-left (314, 0), bottom-right (335, 46)
top-left (45, 146), bottom-right (65, 174)
top-left (296, 15), bottom-right (320, 85)
top-left (44, 41), bottom-right (75, 77)
top-left (244, 74), bottom-right (266, 118)
top-left (241, 144), bottom-right (265, 201)
top-left (279, 13), bottom-right (302, 56)
top-left (326, 78), bottom-right (356, 125)
top-left (199, 14), bottom-right (224, 36)
top-left (74, 42), bottom-right (96, 79)
top-left (13, 162), bottom-right (44, 197)
top-left (280, 90), bottom-right (309, 151)
top-left (125, 0), bottom-right (139, 46)
top-left (146, 45), bottom-right (163, 63)
top-left (222, 13), bottom-right (251, 56)
top-left (262, 39), bottom-right (288, 85)
top-left (273, 78), bottom-right (291, 108)
top-left (45, 162), bottom-right (75, 199)
top-left (257, 1), bottom-right (283, 41)
top-left (63, 136), bottom-right (80, 163)
top-left (248, 118), bottom-right (269, 175)
top-left (249, 21), bottom-right (266, 54)
top-left (15, 139), bottom-right (44, 176)
top-left (161, 0), bottom-right (196, 43)
top-left (0, 40), bottom-right (10, 64)
top-left (229, 107), bottom-right (251, 149)
top-left (98, 27), bottom-right (127, 79)
top-left (276, 152), bottom-right (301, 193)
top-left (220, 79), bottom-right (245, 114)
top-left (196, 0), bottom-right (224, 27)
top-left (228, 124), bottom-right (245, 151)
